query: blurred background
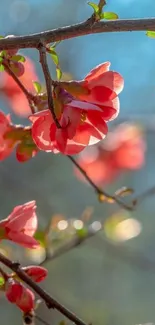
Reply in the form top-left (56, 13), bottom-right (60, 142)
top-left (1, 0), bottom-right (155, 325)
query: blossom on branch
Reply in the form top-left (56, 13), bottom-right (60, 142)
top-left (22, 265), bottom-right (48, 283)
top-left (5, 278), bottom-right (35, 312)
top-left (0, 201), bottom-right (39, 248)
top-left (30, 62), bottom-right (124, 155)
top-left (0, 110), bottom-right (38, 162)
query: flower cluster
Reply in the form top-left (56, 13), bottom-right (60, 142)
top-left (30, 62), bottom-right (124, 155)
top-left (5, 265), bottom-right (47, 312)
top-left (0, 200), bottom-right (48, 313)
top-left (74, 123), bottom-right (146, 185)
top-left (0, 60), bottom-right (124, 160)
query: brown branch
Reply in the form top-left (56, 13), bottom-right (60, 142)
top-left (0, 18), bottom-right (155, 51)
top-left (67, 155), bottom-right (134, 211)
top-left (38, 43), bottom-right (61, 128)
top-left (98, 0), bottom-right (106, 13)
top-left (0, 252), bottom-right (87, 325)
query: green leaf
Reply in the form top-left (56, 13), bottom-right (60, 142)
top-left (49, 47), bottom-right (59, 65)
top-left (88, 2), bottom-right (99, 13)
top-left (0, 277), bottom-right (4, 287)
top-left (0, 36), bottom-right (4, 39)
top-left (56, 67), bottom-right (62, 80)
top-left (33, 81), bottom-right (42, 94)
top-left (0, 50), bottom-right (7, 57)
top-left (11, 54), bottom-right (26, 62)
top-left (101, 12), bottom-right (118, 20)
top-left (34, 230), bottom-right (46, 247)
top-left (0, 64), bottom-right (4, 71)
top-left (146, 31), bottom-right (155, 38)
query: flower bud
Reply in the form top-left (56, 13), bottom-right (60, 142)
top-left (22, 266), bottom-right (48, 283)
top-left (5, 278), bottom-right (35, 312)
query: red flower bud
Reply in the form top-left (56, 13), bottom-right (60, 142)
top-left (23, 266), bottom-right (48, 283)
top-left (5, 279), bottom-right (35, 312)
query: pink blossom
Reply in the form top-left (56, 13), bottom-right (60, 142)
top-left (0, 201), bottom-right (39, 248)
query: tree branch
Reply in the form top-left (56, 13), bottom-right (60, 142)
top-left (0, 252), bottom-right (87, 325)
top-left (98, 0), bottom-right (106, 13)
top-left (38, 43), bottom-right (61, 128)
top-left (41, 219), bottom-right (155, 274)
top-left (67, 155), bottom-right (134, 211)
top-left (0, 18), bottom-right (154, 51)
top-left (41, 223), bottom-right (99, 266)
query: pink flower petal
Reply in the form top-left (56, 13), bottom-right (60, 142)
top-left (29, 109), bottom-right (50, 122)
top-left (68, 100), bottom-right (102, 112)
top-left (62, 106), bottom-right (81, 139)
top-left (7, 201), bottom-right (36, 221)
top-left (85, 62), bottom-right (111, 82)
top-left (87, 112), bottom-right (108, 137)
top-left (31, 112), bottom-right (55, 151)
top-left (8, 232), bottom-right (39, 248)
top-left (88, 71), bottom-right (124, 95)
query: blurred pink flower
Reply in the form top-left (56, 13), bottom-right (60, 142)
top-left (0, 201), bottom-right (39, 248)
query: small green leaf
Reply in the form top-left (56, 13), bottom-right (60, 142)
top-left (56, 67), bottom-right (62, 80)
top-left (146, 31), bottom-right (155, 38)
top-left (0, 277), bottom-right (4, 287)
top-left (0, 50), bottom-right (7, 57)
top-left (88, 2), bottom-right (99, 13)
top-left (0, 57), bottom-right (3, 63)
top-left (0, 64), bottom-right (4, 71)
top-left (33, 81), bottom-right (42, 94)
top-left (34, 230), bottom-right (46, 247)
top-left (49, 47), bottom-right (59, 65)
top-left (11, 54), bottom-right (26, 62)
top-left (101, 12), bottom-right (118, 20)
top-left (0, 36), bottom-right (4, 39)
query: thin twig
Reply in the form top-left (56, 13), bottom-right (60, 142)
top-left (98, 0), bottom-right (106, 14)
top-left (67, 155), bottom-right (134, 211)
top-left (3, 61), bottom-right (36, 114)
top-left (38, 43), bottom-right (61, 128)
top-left (0, 252), bottom-right (87, 325)
top-left (132, 186), bottom-right (155, 206)
top-left (0, 18), bottom-right (155, 51)
top-left (40, 219), bottom-right (155, 274)
top-left (40, 224), bottom-right (98, 266)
